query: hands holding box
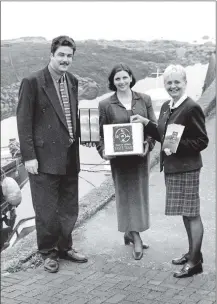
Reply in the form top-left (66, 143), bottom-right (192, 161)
top-left (103, 122), bottom-right (145, 157)
top-left (80, 110), bottom-right (149, 157)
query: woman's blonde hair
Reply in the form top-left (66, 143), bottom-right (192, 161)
top-left (163, 64), bottom-right (187, 81)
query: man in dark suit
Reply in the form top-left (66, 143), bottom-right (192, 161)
top-left (17, 36), bottom-right (88, 273)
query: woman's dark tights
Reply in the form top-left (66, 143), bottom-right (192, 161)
top-left (183, 215), bottom-right (204, 266)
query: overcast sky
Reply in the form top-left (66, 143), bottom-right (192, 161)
top-left (1, 1), bottom-right (216, 42)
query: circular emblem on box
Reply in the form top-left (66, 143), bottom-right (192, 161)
top-left (115, 127), bottom-right (131, 143)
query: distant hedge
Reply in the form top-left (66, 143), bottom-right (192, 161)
top-left (1, 39), bottom-right (215, 120)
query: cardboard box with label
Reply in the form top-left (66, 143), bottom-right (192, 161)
top-left (103, 123), bottom-right (144, 156)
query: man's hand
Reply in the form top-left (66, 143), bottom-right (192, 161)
top-left (103, 150), bottom-right (115, 160)
top-left (164, 148), bottom-right (173, 156)
top-left (25, 159), bottom-right (38, 174)
top-left (130, 114), bottom-right (150, 126)
top-left (140, 141), bottom-right (149, 157)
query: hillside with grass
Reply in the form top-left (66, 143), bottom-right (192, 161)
top-left (1, 37), bottom-right (216, 120)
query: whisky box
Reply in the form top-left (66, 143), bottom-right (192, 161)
top-left (89, 108), bottom-right (100, 142)
top-left (103, 123), bottom-right (144, 156)
top-left (79, 108), bottom-right (91, 143)
top-left (79, 108), bottom-right (100, 143)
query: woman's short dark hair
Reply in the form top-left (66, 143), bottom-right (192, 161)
top-left (108, 63), bottom-right (136, 91)
top-left (51, 35), bottom-right (76, 55)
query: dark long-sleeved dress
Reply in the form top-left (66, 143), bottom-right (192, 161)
top-left (96, 91), bottom-right (157, 232)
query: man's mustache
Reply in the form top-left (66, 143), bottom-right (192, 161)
top-left (60, 62), bottom-right (69, 65)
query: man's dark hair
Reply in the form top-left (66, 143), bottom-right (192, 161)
top-left (108, 63), bottom-right (136, 91)
top-left (51, 35), bottom-right (76, 55)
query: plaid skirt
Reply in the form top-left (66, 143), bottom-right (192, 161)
top-left (164, 169), bottom-right (200, 216)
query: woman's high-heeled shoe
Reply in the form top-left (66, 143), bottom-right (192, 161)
top-left (132, 236), bottom-right (144, 260)
top-left (132, 246), bottom-right (143, 260)
top-left (124, 232), bottom-right (149, 249)
top-left (124, 232), bottom-right (133, 245)
top-left (173, 261), bottom-right (203, 278)
top-left (172, 252), bottom-right (203, 265)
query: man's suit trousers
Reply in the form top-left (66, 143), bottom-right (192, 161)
top-left (28, 143), bottom-right (79, 255)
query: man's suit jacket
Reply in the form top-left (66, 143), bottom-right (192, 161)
top-left (16, 66), bottom-right (80, 175)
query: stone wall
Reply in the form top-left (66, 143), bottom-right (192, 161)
top-left (1, 76), bottom-right (99, 121)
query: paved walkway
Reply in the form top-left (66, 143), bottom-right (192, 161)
top-left (1, 116), bottom-right (216, 304)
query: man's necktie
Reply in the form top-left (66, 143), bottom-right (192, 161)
top-left (59, 76), bottom-right (74, 141)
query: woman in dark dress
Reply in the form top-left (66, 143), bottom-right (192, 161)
top-left (96, 63), bottom-right (157, 260)
top-left (131, 64), bottom-right (209, 276)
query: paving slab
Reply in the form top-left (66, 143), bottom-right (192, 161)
top-left (1, 116), bottom-right (215, 303)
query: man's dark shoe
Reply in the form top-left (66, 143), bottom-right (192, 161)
top-left (44, 257), bottom-right (59, 273)
top-left (59, 248), bottom-right (88, 263)
top-left (173, 261), bottom-right (203, 278)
